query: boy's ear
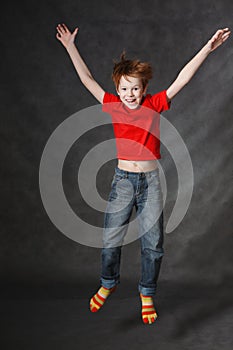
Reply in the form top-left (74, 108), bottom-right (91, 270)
top-left (143, 84), bottom-right (148, 95)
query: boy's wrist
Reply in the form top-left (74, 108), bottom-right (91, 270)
top-left (66, 42), bottom-right (76, 52)
top-left (203, 41), bottom-right (212, 55)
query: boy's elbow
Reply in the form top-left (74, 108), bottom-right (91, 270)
top-left (177, 73), bottom-right (191, 87)
top-left (81, 75), bottom-right (94, 87)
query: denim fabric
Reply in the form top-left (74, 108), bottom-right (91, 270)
top-left (100, 166), bottom-right (164, 296)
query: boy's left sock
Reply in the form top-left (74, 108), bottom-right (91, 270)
top-left (89, 286), bottom-right (116, 312)
top-left (140, 293), bottom-right (158, 324)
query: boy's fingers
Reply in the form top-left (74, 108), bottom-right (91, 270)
top-left (215, 29), bottom-right (222, 36)
top-left (56, 27), bottom-right (62, 34)
top-left (222, 32), bottom-right (230, 38)
top-left (215, 28), bottom-right (230, 38)
top-left (62, 23), bottom-right (68, 32)
top-left (213, 30), bottom-right (226, 40)
top-left (57, 23), bottom-right (66, 33)
top-left (222, 34), bottom-right (231, 42)
top-left (56, 33), bottom-right (61, 40)
top-left (56, 26), bottom-right (63, 34)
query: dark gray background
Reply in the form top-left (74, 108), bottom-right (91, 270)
top-left (1, 0), bottom-right (233, 349)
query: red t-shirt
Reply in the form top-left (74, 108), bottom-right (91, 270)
top-left (102, 90), bottom-right (171, 160)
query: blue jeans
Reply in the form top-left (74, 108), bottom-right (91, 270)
top-left (100, 166), bottom-right (164, 296)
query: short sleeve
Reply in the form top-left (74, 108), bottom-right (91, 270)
top-left (149, 90), bottom-right (171, 113)
top-left (102, 92), bottom-right (121, 114)
top-left (103, 92), bottom-right (120, 104)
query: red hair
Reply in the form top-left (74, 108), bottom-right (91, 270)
top-left (112, 51), bottom-right (153, 90)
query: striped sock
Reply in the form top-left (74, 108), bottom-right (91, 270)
top-left (140, 293), bottom-right (158, 324)
top-left (89, 286), bottom-right (116, 312)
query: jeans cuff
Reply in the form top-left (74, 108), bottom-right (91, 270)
top-left (100, 277), bottom-right (120, 289)
top-left (138, 284), bottom-right (156, 296)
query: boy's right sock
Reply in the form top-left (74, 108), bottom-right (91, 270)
top-left (140, 293), bottom-right (158, 324)
top-left (89, 286), bottom-right (116, 312)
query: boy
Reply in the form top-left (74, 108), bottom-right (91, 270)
top-left (56, 23), bottom-right (230, 324)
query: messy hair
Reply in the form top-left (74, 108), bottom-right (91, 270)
top-left (112, 50), bottom-right (153, 90)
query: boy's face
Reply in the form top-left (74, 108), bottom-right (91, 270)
top-left (116, 75), bottom-right (147, 109)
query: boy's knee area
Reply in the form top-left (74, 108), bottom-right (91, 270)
top-left (141, 247), bottom-right (164, 259)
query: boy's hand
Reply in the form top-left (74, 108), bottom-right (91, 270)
top-left (56, 23), bottom-right (78, 49)
top-left (207, 28), bottom-right (231, 52)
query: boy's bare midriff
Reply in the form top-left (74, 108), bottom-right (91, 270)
top-left (118, 159), bottom-right (158, 173)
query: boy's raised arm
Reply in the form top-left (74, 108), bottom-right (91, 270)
top-left (166, 28), bottom-right (231, 102)
top-left (56, 23), bottom-right (105, 104)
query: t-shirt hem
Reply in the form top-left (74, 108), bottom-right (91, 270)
top-left (117, 155), bottom-right (161, 160)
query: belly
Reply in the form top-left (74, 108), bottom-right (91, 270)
top-left (117, 159), bottom-right (158, 172)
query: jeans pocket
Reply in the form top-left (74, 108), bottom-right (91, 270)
top-left (149, 173), bottom-right (160, 185)
top-left (111, 173), bottom-right (123, 186)
top-left (146, 174), bottom-right (163, 201)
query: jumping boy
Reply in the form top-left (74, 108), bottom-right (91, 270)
top-left (56, 23), bottom-right (230, 324)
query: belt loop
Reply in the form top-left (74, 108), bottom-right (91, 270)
top-left (125, 171), bottom-right (128, 179)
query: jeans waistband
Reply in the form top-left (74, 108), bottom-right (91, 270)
top-left (115, 166), bottom-right (159, 178)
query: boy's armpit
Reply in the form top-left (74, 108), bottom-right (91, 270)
top-left (166, 92), bottom-right (171, 104)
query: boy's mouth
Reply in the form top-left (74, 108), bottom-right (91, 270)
top-left (125, 99), bottom-right (136, 103)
